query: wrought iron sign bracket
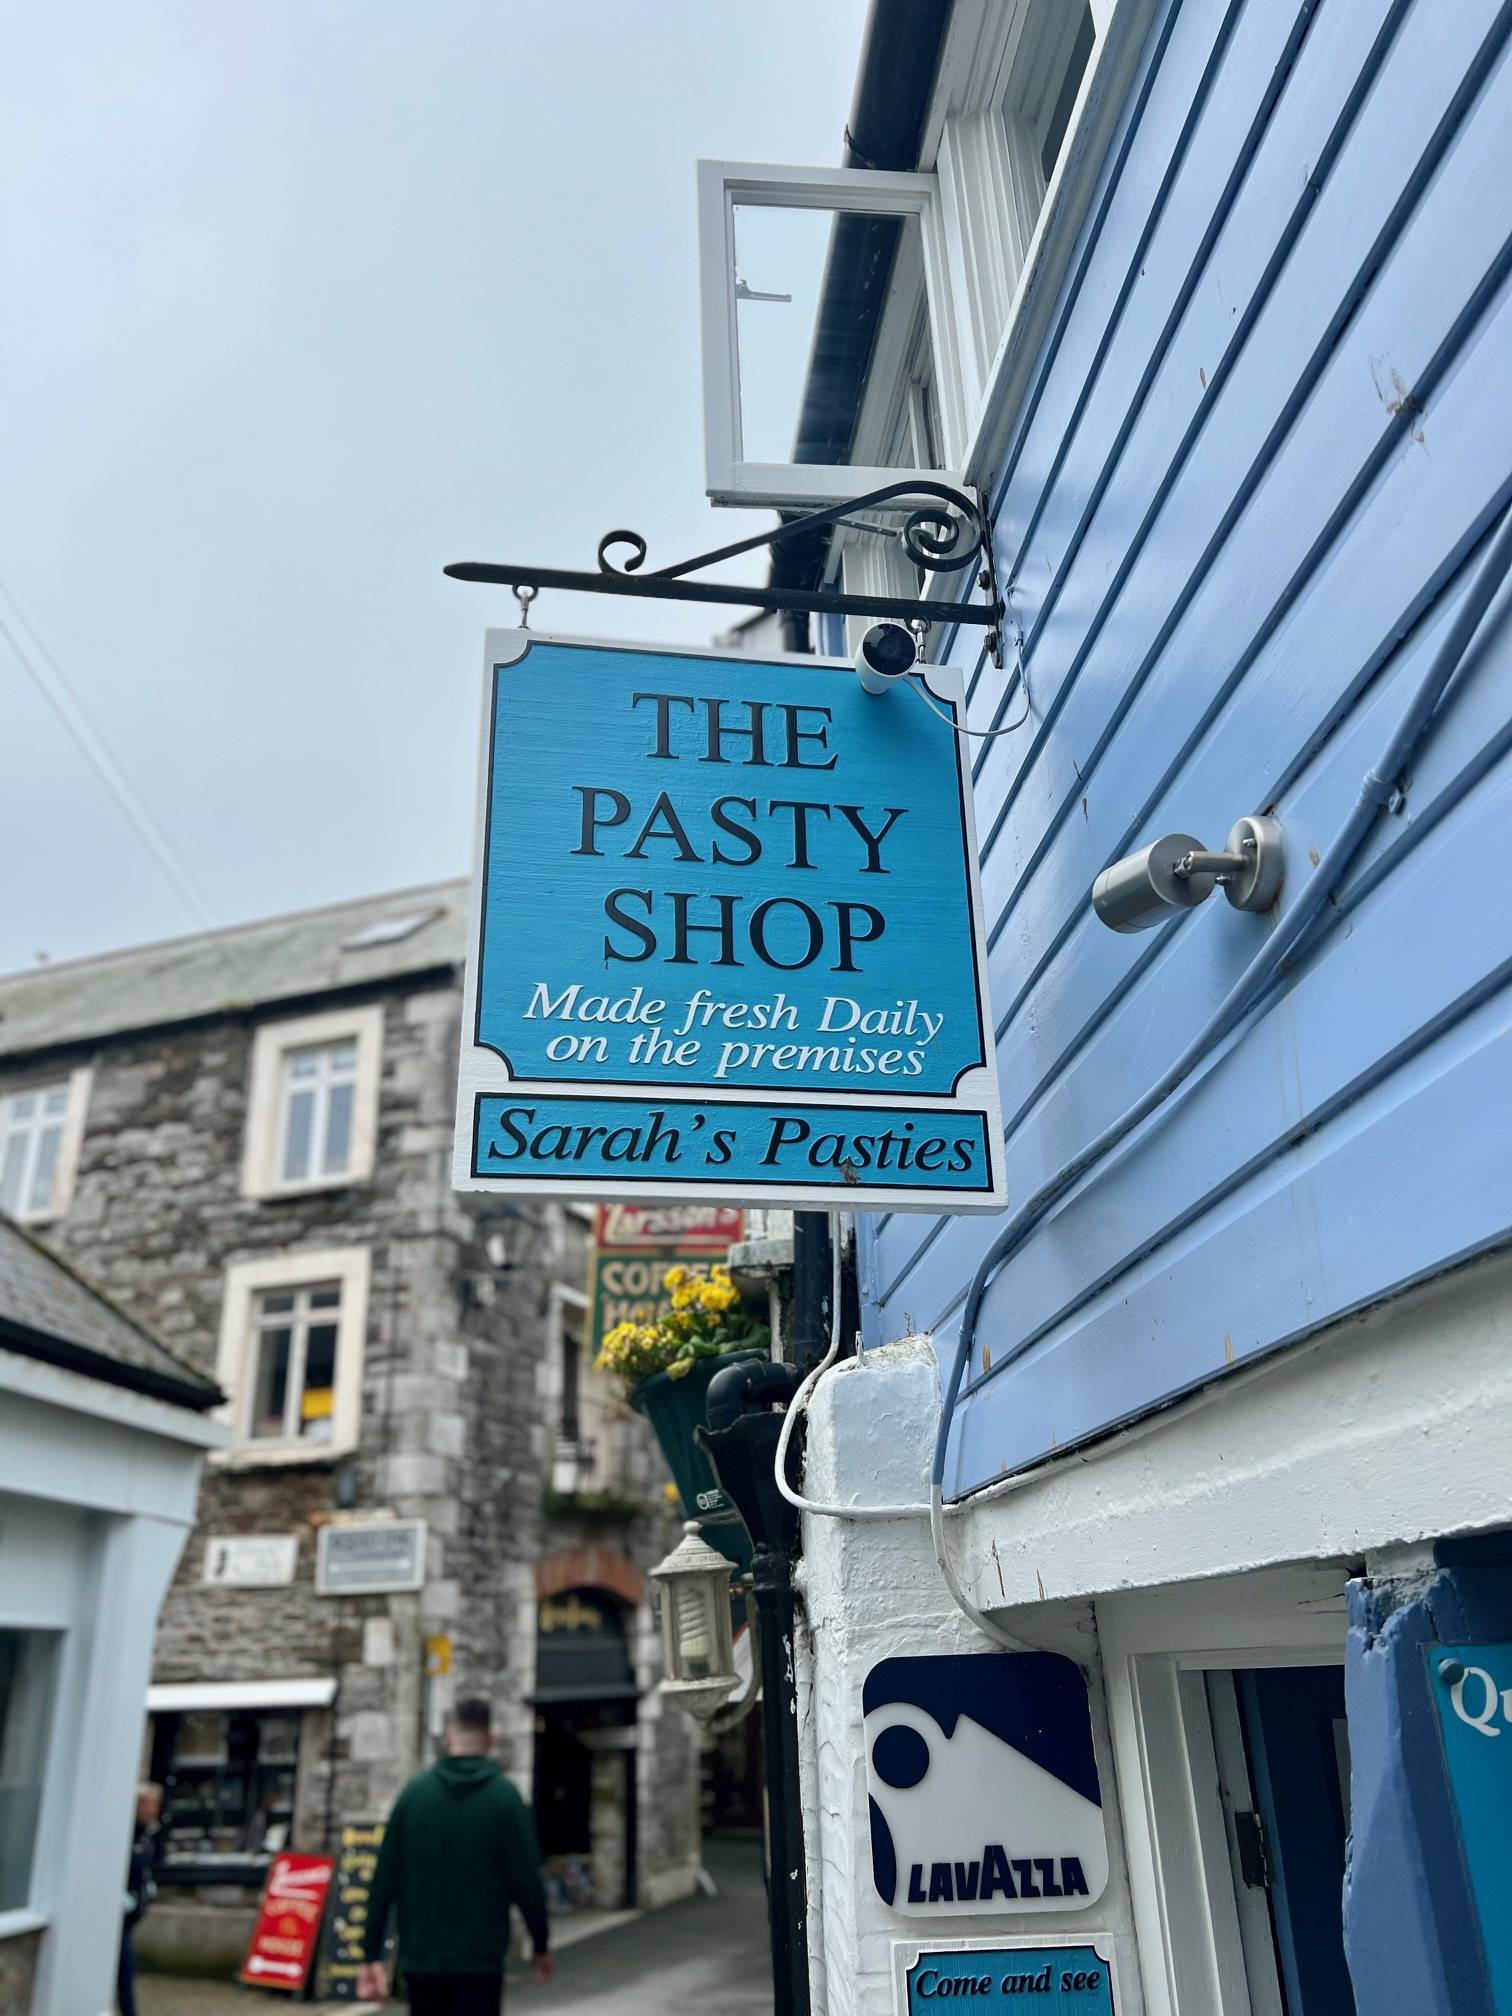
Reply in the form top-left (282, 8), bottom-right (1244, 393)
top-left (445, 481), bottom-right (1005, 667)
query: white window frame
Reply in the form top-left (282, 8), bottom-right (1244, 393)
top-left (698, 160), bottom-right (967, 508)
top-left (241, 1005), bottom-right (382, 1200)
top-left (0, 1066), bottom-right (91, 1225)
top-left (214, 1247), bottom-right (370, 1467)
top-left (697, 0), bottom-right (1158, 510)
top-left (1097, 1569), bottom-right (1348, 2016)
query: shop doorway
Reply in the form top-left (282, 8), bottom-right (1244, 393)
top-left (1100, 1567), bottom-right (1354, 2016)
top-left (1211, 1665), bottom-right (1354, 2016)
top-left (532, 1587), bottom-right (639, 1912)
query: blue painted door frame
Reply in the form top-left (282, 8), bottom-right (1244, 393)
top-left (1343, 1536), bottom-right (1512, 2015)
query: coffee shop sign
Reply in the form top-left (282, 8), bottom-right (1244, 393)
top-left (452, 634), bottom-right (1005, 1214)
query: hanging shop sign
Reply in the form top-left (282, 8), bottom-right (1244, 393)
top-left (864, 1653), bottom-right (1108, 1916)
top-left (316, 1519), bottom-right (427, 1596)
top-left (239, 1852), bottom-right (334, 1991)
top-left (452, 633), bottom-right (1005, 1214)
top-left (317, 1822), bottom-right (387, 2002)
top-left (1430, 1641), bottom-right (1512, 2009)
top-left (892, 1938), bottom-right (1120, 2013)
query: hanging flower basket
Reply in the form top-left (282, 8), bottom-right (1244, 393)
top-left (600, 1264), bottom-right (767, 1574)
top-left (628, 1348), bottom-right (764, 1567)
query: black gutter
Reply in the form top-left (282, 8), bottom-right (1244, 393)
top-left (770, 0), bottom-right (953, 612)
top-left (0, 1317), bottom-right (224, 1413)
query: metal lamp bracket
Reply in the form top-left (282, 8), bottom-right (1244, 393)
top-left (445, 481), bottom-right (1005, 664)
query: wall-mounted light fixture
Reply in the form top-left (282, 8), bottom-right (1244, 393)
top-left (649, 1522), bottom-right (737, 1721)
top-left (1092, 816), bottom-right (1284, 934)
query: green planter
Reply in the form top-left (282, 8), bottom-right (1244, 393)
top-left (628, 1349), bottom-right (763, 1574)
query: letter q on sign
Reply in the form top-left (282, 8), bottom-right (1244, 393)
top-left (1447, 1661), bottom-right (1512, 1738)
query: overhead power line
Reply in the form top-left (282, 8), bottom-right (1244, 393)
top-left (0, 575), bottom-right (254, 987)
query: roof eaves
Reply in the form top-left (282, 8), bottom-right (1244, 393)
top-left (770, 0), bottom-right (954, 602)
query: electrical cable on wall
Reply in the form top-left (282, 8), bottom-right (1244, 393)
top-left (771, 499), bottom-right (1512, 1656)
top-left (926, 496), bottom-right (1512, 1649)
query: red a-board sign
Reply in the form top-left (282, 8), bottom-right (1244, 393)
top-left (239, 1852), bottom-right (334, 1991)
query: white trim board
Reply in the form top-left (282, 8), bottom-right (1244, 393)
top-left (945, 1247), bottom-right (1512, 1621)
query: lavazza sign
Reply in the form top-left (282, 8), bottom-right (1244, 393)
top-left (453, 633), bottom-right (1005, 1213)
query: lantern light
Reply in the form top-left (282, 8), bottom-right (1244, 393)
top-left (649, 1521), bottom-right (738, 1721)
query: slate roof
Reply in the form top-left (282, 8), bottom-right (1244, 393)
top-left (0, 1214), bottom-right (222, 1410)
top-left (0, 878), bottom-right (469, 1059)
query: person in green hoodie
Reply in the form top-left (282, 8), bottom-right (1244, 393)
top-left (357, 1696), bottom-right (553, 2013)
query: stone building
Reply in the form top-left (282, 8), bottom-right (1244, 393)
top-left (0, 880), bottom-right (701, 1972)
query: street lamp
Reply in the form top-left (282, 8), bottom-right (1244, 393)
top-left (649, 1522), bottom-right (737, 1720)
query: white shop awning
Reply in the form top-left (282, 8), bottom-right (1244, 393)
top-left (145, 1678), bottom-right (336, 1712)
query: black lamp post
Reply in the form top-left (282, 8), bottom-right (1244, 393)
top-left (700, 1354), bottom-right (809, 2016)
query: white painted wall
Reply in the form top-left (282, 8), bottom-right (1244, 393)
top-left (0, 1354), bottom-right (219, 2016)
top-left (795, 1252), bottom-right (1512, 2016)
top-left (795, 1338), bottom-right (1146, 2016)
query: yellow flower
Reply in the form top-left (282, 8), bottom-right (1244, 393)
top-left (662, 1264), bottom-right (690, 1292)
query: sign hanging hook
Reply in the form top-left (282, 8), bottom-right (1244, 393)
top-left (513, 583), bottom-right (537, 630)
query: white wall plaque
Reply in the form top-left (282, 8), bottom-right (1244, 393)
top-left (202, 1534), bottom-right (299, 1588)
top-left (316, 1519), bottom-right (427, 1596)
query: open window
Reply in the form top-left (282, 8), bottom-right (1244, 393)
top-left (698, 162), bottom-right (967, 508)
top-left (697, 0), bottom-right (1152, 511)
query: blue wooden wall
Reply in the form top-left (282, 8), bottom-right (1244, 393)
top-left (856, 0), bottom-right (1512, 1497)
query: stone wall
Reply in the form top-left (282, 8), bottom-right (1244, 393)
top-left (19, 975), bottom-right (541, 1836)
top-left (0, 963), bottom-right (703, 1938)
top-left (0, 1929), bottom-right (41, 2014)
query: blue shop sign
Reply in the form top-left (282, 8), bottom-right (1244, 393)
top-left (1430, 1641), bottom-right (1512, 2012)
top-left (453, 632), bottom-right (1005, 1212)
top-left (895, 1940), bottom-right (1119, 2014)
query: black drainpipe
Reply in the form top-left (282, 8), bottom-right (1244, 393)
top-left (712, 20), bottom-right (952, 2015)
top-left (699, 1358), bottom-right (807, 2016)
top-left (770, 0), bottom-right (954, 633)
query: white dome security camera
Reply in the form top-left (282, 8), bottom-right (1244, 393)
top-left (854, 621), bottom-right (918, 694)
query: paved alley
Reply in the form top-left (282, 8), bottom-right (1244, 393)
top-left (136, 1837), bottom-right (773, 2016)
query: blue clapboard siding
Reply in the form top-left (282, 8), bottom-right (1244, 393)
top-left (856, 0), bottom-right (1512, 1496)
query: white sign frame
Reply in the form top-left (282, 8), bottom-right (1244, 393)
top-left (316, 1520), bottom-right (427, 1597)
top-left (452, 629), bottom-right (1006, 1215)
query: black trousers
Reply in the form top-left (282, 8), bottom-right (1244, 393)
top-left (406, 1972), bottom-right (505, 2016)
top-left (116, 1929), bottom-right (138, 2016)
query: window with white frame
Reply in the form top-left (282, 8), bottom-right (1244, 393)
top-left (216, 1248), bottom-right (370, 1462)
top-left (0, 1628), bottom-right (59, 1913)
top-left (0, 1068), bottom-right (90, 1223)
top-left (698, 0), bottom-right (1154, 508)
top-left (248, 1282), bottom-right (341, 1444)
top-left (242, 1005), bottom-right (382, 1200)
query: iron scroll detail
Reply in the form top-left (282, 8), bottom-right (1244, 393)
top-left (447, 482), bottom-right (1004, 661)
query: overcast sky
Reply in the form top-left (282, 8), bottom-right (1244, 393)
top-left (0, 1), bottom-right (868, 971)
